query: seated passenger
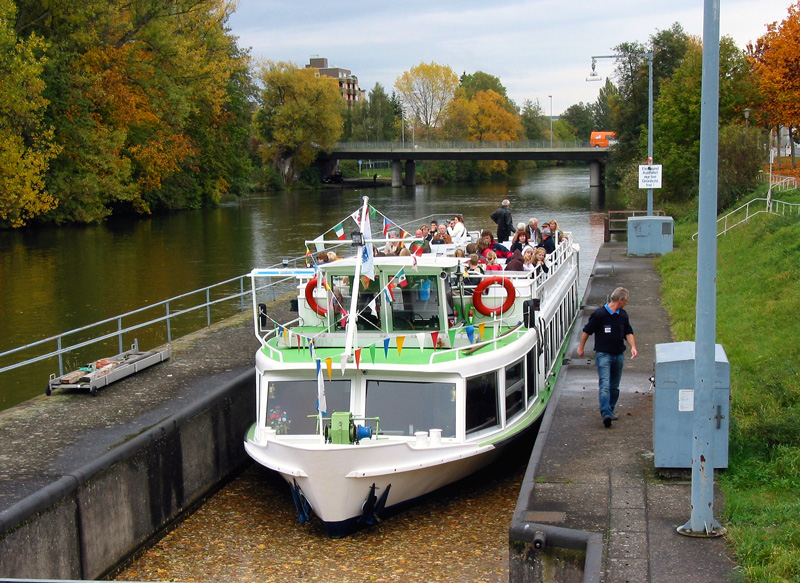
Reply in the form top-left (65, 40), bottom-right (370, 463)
top-left (448, 215), bottom-right (467, 239)
top-left (385, 230), bottom-right (404, 255)
top-left (485, 250), bottom-right (502, 271)
top-left (510, 230), bottom-right (534, 254)
top-left (548, 219), bottom-right (567, 243)
top-left (463, 254), bottom-right (485, 292)
top-left (504, 249), bottom-right (525, 272)
top-left (538, 226), bottom-right (556, 255)
top-left (431, 224), bottom-right (452, 245)
top-left (522, 248), bottom-right (536, 273)
top-left (411, 229), bottom-right (431, 254)
top-left (532, 246), bottom-right (550, 275)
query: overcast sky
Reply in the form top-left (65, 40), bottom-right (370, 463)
top-left (227, 0), bottom-right (791, 114)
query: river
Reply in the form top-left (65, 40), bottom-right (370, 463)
top-left (0, 166), bottom-right (610, 410)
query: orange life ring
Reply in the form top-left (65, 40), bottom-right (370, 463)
top-left (305, 276), bottom-right (328, 316)
top-left (472, 276), bottom-right (516, 316)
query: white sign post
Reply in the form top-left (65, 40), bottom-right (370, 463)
top-left (639, 164), bottom-right (663, 189)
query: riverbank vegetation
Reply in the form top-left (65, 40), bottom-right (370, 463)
top-left (2, 0), bottom-right (798, 228)
top-left (656, 184), bottom-right (800, 582)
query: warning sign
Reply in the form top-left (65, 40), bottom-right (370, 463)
top-left (639, 164), bottom-right (662, 189)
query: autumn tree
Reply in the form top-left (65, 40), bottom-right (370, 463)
top-left (0, 0), bottom-right (58, 227)
top-left (395, 62), bottom-right (459, 139)
top-left (561, 103), bottom-right (594, 140)
top-left (253, 61), bottom-right (343, 184)
top-left (748, 2), bottom-right (800, 167)
top-left (13, 0), bottom-right (253, 223)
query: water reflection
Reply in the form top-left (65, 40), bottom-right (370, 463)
top-left (0, 167), bottom-right (607, 409)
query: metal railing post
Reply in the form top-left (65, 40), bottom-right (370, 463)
top-left (206, 288), bottom-right (211, 327)
top-left (166, 302), bottom-right (172, 343)
top-left (117, 317), bottom-right (123, 353)
top-left (57, 337), bottom-right (64, 376)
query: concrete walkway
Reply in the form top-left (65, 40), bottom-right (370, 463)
top-left (524, 242), bottom-right (736, 582)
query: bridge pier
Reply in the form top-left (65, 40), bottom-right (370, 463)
top-left (404, 160), bottom-right (416, 186)
top-left (590, 160), bottom-right (603, 187)
top-left (391, 160), bottom-right (402, 187)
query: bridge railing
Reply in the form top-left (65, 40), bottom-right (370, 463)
top-left (333, 140), bottom-right (592, 150)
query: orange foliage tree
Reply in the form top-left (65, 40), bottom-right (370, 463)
top-left (748, 2), bottom-right (800, 166)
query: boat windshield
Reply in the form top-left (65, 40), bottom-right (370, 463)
top-left (365, 379), bottom-right (456, 438)
top-left (266, 380), bottom-right (350, 434)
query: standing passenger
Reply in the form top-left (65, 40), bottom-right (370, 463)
top-left (490, 199), bottom-right (514, 244)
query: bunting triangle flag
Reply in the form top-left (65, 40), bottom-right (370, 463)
top-left (383, 337), bottom-right (390, 358)
top-left (448, 328), bottom-right (456, 348)
top-left (355, 348), bottom-right (361, 369)
top-left (431, 331), bottom-right (439, 348)
top-left (334, 222), bottom-right (345, 240)
top-left (325, 357), bottom-right (333, 380)
top-left (370, 343), bottom-right (376, 364)
top-left (466, 325), bottom-right (475, 343)
top-left (416, 333), bottom-right (425, 352)
top-left (478, 322), bottom-right (485, 340)
top-left (396, 336), bottom-right (405, 356)
top-left (340, 354), bottom-right (347, 375)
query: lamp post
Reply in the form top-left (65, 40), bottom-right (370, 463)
top-left (588, 52), bottom-right (655, 215)
top-left (743, 107), bottom-right (751, 127)
top-left (548, 95), bottom-right (553, 148)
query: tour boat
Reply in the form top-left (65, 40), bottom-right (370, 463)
top-left (244, 197), bottom-right (580, 536)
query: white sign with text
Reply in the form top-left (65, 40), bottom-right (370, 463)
top-left (639, 164), bottom-right (663, 189)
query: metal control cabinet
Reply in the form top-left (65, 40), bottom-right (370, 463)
top-left (654, 342), bottom-right (730, 468)
top-left (627, 216), bottom-right (674, 256)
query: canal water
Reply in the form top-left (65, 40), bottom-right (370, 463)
top-left (0, 166), bottom-right (609, 410)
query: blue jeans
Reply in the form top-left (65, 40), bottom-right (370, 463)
top-left (596, 351), bottom-right (624, 418)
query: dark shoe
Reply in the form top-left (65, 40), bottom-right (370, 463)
top-left (603, 416), bottom-right (612, 428)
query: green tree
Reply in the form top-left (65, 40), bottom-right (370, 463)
top-left (620, 36), bottom-right (760, 209)
top-left (590, 78), bottom-right (616, 131)
top-left (254, 61), bottom-right (343, 184)
top-left (0, 0), bottom-right (58, 227)
top-left (395, 61), bottom-right (458, 139)
top-left (520, 99), bottom-right (548, 141)
top-left (560, 103), bottom-right (594, 140)
top-left (341, 83), bottom-right (397, 142)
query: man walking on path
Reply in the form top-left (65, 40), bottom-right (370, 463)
top-left (490, 199), bottom-right (514, 243)
top-left (577, 287), bottom-right (638, 428)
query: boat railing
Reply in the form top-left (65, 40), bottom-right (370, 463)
top-left (0, 264), bottom-right (300, 385)
top-left (428, 324), bottom-right (527, 364)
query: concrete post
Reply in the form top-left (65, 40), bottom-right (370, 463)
top-left (404, 160), bottom-right (416, 187)
top-left (589, 161), bottom-right (602, 187)
top-left (391, 160), bottom-right (402, 187)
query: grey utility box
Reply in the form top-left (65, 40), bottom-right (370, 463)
top-left (627, 216), bottom-right (674, 256)
top-left (653, 342), bottom-right (730, 468)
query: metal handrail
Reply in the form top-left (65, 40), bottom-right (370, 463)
top-left (0, 259), bottom-right (304, 380)
top-left (333, 140), bottom-right (593, 151)
top-left (691, 196), bottom-right (800, 240)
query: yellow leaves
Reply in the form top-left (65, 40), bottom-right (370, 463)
top-left (394, 62), bottom-right (459, 132)
top-left (129, 131), bottom-right (198, 192)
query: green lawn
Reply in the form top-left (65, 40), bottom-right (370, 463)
top-left (656, 186), bottom-right (800, 582)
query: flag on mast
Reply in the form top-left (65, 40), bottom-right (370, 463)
top-left (334, 223), bottom-right (345, 240)
top-left (316, 359), bottom-right (327, 415)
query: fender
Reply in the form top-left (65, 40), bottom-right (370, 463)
top-left (472, 276), bottom-right (516, 317)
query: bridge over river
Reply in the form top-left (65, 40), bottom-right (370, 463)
top-left (319, 140), bottom-right (610, 187)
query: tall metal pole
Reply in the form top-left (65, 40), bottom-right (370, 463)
top-left (678, 0), bottom-right (725, 538)
top-left (548, 95), bottom-right (553, 148)
top-left (646, 53), bottom-right (654, 216)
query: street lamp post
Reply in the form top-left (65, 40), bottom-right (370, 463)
top-left (743, 107), bottom-right (751, 127)
top-left (548, 95), bottom-right (553, 148)
top-left (588, 52), bottom-right (655, 215)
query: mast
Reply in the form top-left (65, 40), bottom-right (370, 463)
top-left (343, 196), bottom-right (371, 364)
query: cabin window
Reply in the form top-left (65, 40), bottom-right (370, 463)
top-left (505, 359), bottom-right (525, 420)
top-left (365, 380), bottom-right (456, 437)
top-left (390, 275), bottom-right (443, 331)
top-left (466, 372), bottom-right (499, 435)
top-left (265, 380), bottom-right (350, 434)
top-left (526, 346), bottom-right (538, 403)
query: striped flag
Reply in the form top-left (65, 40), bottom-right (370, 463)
top-left (334, 223), bottom-right (345, 240)
top-left (396, 268), bottom-right (408, 287)
top-left (383, 217), bottom-right (392, 236)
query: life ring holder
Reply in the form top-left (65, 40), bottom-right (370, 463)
top-left (472, 276), bottom-right (516, 316)
top-left (305, 276), bottom-right (328, 316)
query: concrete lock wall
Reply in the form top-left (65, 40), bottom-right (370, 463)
top-left (0, 370), bottom-right (254, 580)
